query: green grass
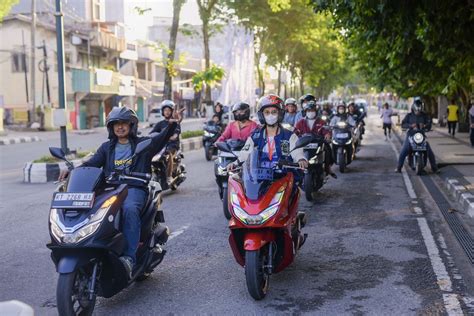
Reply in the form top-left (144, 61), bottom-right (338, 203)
top-left (181, 130), bottom-right (203, 139)
top-left (33, 151), bottom-right (93, 163)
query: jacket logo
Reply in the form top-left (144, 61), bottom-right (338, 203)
top-left (281, 140), bottom-right (290, 156)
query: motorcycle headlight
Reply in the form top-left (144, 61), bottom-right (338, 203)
top-left (204, 131), bottom-right (214, 137)
top-left (336, 122), bottom-right (347, 128)
top-left (321, 115), bottom-right (328, 121)
top-left (345, 139), bottom-right (352, 145)
top-left (413, 132), bottom-right (424, 144)
top-left (230, 188), bottom-right (284, 225)
top-left (50, 196), bottom-right (117, 244)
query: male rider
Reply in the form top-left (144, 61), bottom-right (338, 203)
top-left (58, 106), bottom-right (182, 277)
top-left (294, 101), bottom-right (336, 178)
top-left (283, 98), bottom-right (303, 126)
top-left (395, 99), bottom-right (439, 173)
top-left (217, 102), bottom-right (258, 142)
top-left (151, 100), bottom-right (182, 184)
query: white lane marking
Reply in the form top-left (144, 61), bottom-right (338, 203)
top-left (413, 207), bottom-right (423, 215)
top-left (168, 225), bottom-right (189, 241)
top-left (388, 137), bottom-right (463, 314)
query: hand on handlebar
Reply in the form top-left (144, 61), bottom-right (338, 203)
top-left (58, 169), bottom-right (69, 182)
top-left (298, 159), bottom-right (308, 169)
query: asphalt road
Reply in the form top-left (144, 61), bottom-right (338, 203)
top-left (0, 113), bottom-right (471, 315)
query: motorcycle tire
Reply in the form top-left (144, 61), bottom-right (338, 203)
top-left (338, 152), bottom-right (346, 173)
top-left (222, 187), bottom-right (231, 219)
top-left (304, 173), bottom-right (314, 202)
top-left (57, 270), bottom-right (96, 316)
top-left (245, 249), bottom-right (269, 300)
top-left (204, 142), bottom-right (213, 161)
top-left (415, 155), bottom-right (424, 175)
top-left (136, 272), bottom-right (151, 282)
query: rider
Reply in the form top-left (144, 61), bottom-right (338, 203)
top-left (348, 102), bottom-right (366, 139)
top-left (395, 99), bottom-right (439, 173)
top-left (294, 101), bottom-right (336, 178)
top-left (58, 106), bottom-right (180, 277)
top-left (217, 102), bottom-right (258, 142)
top-left (151, 100), bottom-right (182, 184)
top-left (283, 98), bottom-right (303, 126)
top-left (230, 95), bottom-right (308, 180)
top-left (329, 102), bottom-right (356, 127)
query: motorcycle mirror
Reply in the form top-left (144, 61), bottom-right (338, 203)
top-left (294, 135), bottom-right (313, 150)
top-left (49, 147), bottom-right (66, 161)
top-left (216, 142), bottom-right (232, 153)
top-left (135, 139), bottom-right (152, 155)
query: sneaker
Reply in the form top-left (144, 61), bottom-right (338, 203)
top-left (395, 168), bottom-right (401, 173)
top-left (119, 256), bottom-right (133, 279)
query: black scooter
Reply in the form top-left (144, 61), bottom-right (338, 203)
top-left (301, 133), bottom-right (327, 201)
top-left (151, 147), bottom-right (186, 191)
top-left (407, 127), bottom-right (429, 175)
top-left (203, 121), bottom-right (223, 161)
top-left (47, 140), bottom-right (169, 316)
top-left (214, 139), bottom-right (246, 219)
top-left (331, 121), bottom-right (354, 173)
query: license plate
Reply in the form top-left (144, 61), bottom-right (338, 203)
top-left (51, 192), bottom-right (95, 209)
top-left (336, 133), bottom-right (349, 138)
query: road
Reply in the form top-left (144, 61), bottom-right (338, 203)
top-left (0, 112), bottom-right (473, 315)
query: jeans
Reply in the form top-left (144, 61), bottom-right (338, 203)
top-left (397, 135), bottom-right (437, 170)
top-left (122, 187), bottom-right (147, 263)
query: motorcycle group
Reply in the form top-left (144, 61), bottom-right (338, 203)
top-left (45, 92), bottom-right (435, 315)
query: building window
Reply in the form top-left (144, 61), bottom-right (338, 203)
top-left (11, 52), bottom-right (28, 73)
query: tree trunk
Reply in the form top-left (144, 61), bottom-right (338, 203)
top-left (202, 20), bottom-right (212, 103)
top-left (277, 65), bottom-right (282, 96)
top-left (299, 69), bottom-right (305, 96)
top-left (163, 0), bottom-right (185, 100)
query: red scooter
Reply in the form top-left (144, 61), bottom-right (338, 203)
top-left (217, 136), bottom-right (311, 300)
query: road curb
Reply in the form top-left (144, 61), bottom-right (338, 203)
top-left (445, 178), bottom-right (474, 217)
top-left (23, 136), bottom-right (203, 183)
top-left (0, 136), bottom-right (41, 145)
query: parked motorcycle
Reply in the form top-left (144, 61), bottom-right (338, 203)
top-left (215, 139), bottom-right (246, 219)
top-left (331, 121), bottom-right (354, 173)
top-left (151, 147), bottom-right (186, 191)
top-left (407, 128), bottom-right (429, 175)
top-left (203, 121), bottom-right (222, 161)
top-left (217, 135), bottom-right (312, 300)
top-left (47, 140), bottom-right (169, 316)
top-left (301, 133), bottom-right (327, 201)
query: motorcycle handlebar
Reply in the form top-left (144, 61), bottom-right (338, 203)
top-left (129, 172), bottom-right (152, 180)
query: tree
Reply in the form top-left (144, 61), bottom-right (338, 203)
top-left (192, 64), bottom-right (225, 93)
top-left (163, 0), bottom-right (186, 100)
top-left (0, 0), bottom-right (18, 22)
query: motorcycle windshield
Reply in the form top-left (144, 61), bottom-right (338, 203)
top-left (241, 149), bottom-right (275, 200)
top-left (226, 139), bottom-right (246, 150)
top-left (66, 167), bottom-right (104, 192)
top-left (204, 122), bottom-right (220, 133)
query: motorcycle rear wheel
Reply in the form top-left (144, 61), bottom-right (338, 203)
top-left (204, 142), bottom-right (213, 161)
top-left (57, 269), bottom-right (96, 316)
top-left (338, 151), bottom-right (346, 173)
top-left (222, 187), bottom-right (231, 219)
top-left (245, 249), bottom-right (269, 300)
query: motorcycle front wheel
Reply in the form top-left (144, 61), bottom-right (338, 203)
top-left (338, 150), bottom-right (346, 173)
top-left (204, 142), bottom-right (213, 161)
top-left (56, 269), bottom-right (96, 316)
top-left (222, 187), bottom-right (231, 219)
top-left (245, 249), bottom-right (269, 300)
top-left (415, 155), bottom-right (424, 175)
top-left (304, 172), bottom-right (314, 201)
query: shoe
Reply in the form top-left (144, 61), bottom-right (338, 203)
top-left (119, 256), bottom-right (133, 279)
top-left (329, 172), bottom-right (338, 179)
top-left (395, 168), bottom-right (401, 173)
top-left (432, 168), bottom-right (441, 174)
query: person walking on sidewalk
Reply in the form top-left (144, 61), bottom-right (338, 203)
top-left (380, 102), bottom-right (397, 140)
top-left (447, 99), bottom-right (459, 137)
top-left (469, 102), bottom-right (474, 147)
top-left (395, 99), bottom-right (439, 173)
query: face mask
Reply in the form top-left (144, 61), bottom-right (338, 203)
top-left (264, 114), bottom-right (278, 125)
top-left (306, 112), bottom-right (316, 119)
top-left (338, 109), bottom-right (344, 114)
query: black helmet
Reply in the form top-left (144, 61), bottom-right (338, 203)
top-left (257, 94), bottom-right (284, 125)
top-left (300, 94), bottom-right (316, 105)
top-left (232, 102), bottom-right (250, 121)
top-left (302, 100), bottom-right (319, 117)
top-left (161, 100), bottom-right (175, 113)
top-left (106, 106), bottom-right (139, 139)
top-left (412, 98), bottom-right (423, 113)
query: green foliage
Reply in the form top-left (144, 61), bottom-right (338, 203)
top-left (181, 130), bottom-right (204, 139)
top-left (0, 0), bottom-right (18, 22)
top-left (192, 65), bottom-right (225, 92)
top-left (134, 6), bottom-right (152, 15)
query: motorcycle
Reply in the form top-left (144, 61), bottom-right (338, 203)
top-left (203, 121), bottom-right (223, 161)
top-left (47, 140), bottom-right (169, 316)
top-left (301, 133), bottom-right (327, 201)
top-left (151, 147), bottom-right (186, 191)
top-left (331, 121), bottom-right (354, 173)
top-left (214, 139), bottom-right (246, 219)
top-left (217, 135), bottom-right (312, 300)
top-left (407, 127), bottom-right (429, 175)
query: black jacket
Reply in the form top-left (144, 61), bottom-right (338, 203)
top-left (401, 112), bottom-right (432, 135)
top-left (82, 122), bottom-right (177, 187)
top-left (151, 119), bottom-right (181, 150)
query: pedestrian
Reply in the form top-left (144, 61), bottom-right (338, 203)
top-left (469, 102), bottom-right (474, 147)
top-left (447, 99), bottom-right (459, 137)
top-left (380, 102), bottom-right (397, 140)
top-left (377, 98), bottom-right (383, 113)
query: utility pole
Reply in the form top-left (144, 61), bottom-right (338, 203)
top-left (55, 0), bottom-right (68, 153)
top-left (30, 0), bottom-right (36, 125)
top-left (22, 30), bottom-right (29, 104)
top-left (38, 40), bottom-right (50, 131)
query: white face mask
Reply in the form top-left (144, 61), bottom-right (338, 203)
top-left (264, 114), bottom-right (278, 125)
top-left (338, 109), bottom-right (345, 114)
top-left (306, 112), bottom-right (316, 119)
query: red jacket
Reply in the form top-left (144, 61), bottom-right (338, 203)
top-left (294, 118), bottom-right (331, 137)
top-left (217, 120), bottom-right (258, 142)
